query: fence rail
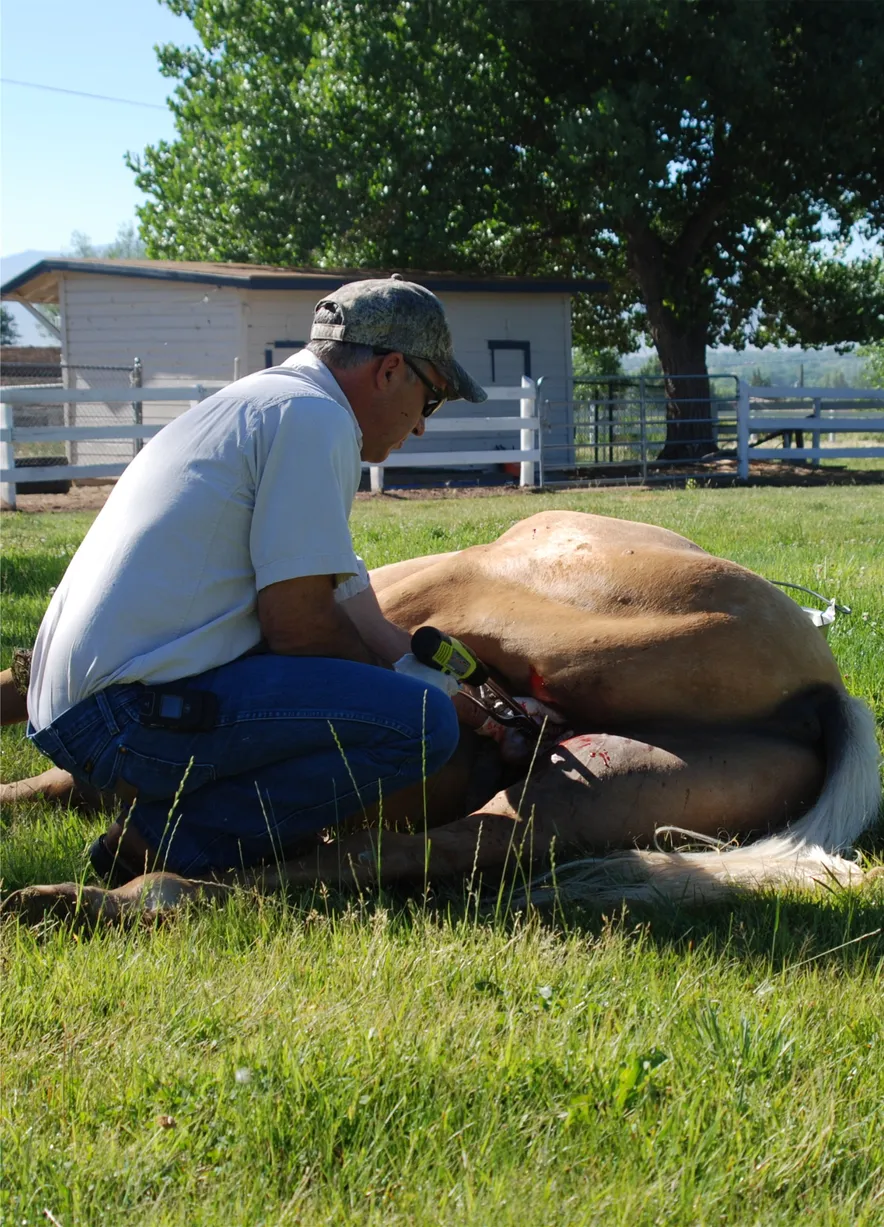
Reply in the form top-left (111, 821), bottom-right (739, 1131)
top-left (736, 384), bottom-right (884, 479)
top-left (366, 378), bottom-right (538, 491)
top-left (3, 376), bottom-right (880, 506)
top-left (1, 379), bottom-right (540, 507)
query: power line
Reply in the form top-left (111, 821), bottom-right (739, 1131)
top-left (1, 77), bottom-right (168, 111)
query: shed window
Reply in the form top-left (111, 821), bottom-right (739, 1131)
top-left (488, 340), bottom-right (531, 384)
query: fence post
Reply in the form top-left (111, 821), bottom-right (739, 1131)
top-left (62, 361), bottom-right (77, 467)
top-left (370, 465), bottom-right (384, 493)
top-left (131, 357), bottom-right (143, 454)
top-left (811, 396), bottom-right (821, 467)
top-left (536, 375), bottom-right (547, 489)
top-left (737, 380), bottom-right (750, 481)
top-left (520, 375), bottom-right (537, 487)
top-left (0, 402), bottom-right (16, 510)
top-left (639, 381), bottom-right (648, 483)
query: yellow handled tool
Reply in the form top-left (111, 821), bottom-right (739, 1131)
top-left (410, 626), bottom-right (489, 686)
top-left (410, 626), bottom-right (538, 737)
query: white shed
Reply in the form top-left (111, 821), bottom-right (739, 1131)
top-left (1, 259), bottom-right (605, 476)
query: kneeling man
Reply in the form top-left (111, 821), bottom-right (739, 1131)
top-left (25, 276), bottom-right (486, 882)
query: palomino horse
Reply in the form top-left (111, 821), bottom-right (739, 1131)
top-left (2, 511), bottom-right (880, 923)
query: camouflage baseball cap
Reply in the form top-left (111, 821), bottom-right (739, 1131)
top-left (310, 274), bottom-right (487, 403)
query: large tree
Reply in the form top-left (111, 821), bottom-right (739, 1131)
top-left (132, 0), bottom-right (884, 456)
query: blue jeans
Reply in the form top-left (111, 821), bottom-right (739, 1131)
top-left (29, 656), bottom-right (460, 875)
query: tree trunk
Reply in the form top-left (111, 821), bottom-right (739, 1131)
top-left (623, 221), bottom-right (718, 463)
top-left (653, 327), bottom-right (716, 462)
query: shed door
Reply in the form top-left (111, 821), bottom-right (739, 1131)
top-left (488, 340), bottom-right (532, 386)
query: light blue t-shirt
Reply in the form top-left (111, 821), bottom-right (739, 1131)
top-left (28, 351), bottom-right (368, 731)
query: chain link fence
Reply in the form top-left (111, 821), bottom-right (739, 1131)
top-left (1, 361), bottom-right (140, 481)
top-left (541, 374), bottom-right (740, 483)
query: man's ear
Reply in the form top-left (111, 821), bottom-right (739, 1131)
top-left (375, 351), bottom-right (404, 391)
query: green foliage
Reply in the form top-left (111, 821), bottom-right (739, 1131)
top-left (105, 221), bottom-right (148, 259)
top-left (572, 348), bottom-right (624, 379)
top-left (132, 0), bottom-right (884, 377)
top-left (0, 304), bottom-right (20, 345)
top-left (858, 342), bottom-right (884, 387)
top-left (68, 228), bottom-right (98, 257)
top-left (66, 221), bottom-right (147, 260)
top-left (635, 354), bottom-right (664, 378)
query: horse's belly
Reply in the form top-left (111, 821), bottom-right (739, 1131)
top-left (529, 610), bottom-right (843, 727)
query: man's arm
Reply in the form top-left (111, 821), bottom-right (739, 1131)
top-left (339, 581), bottom-right (491, 728)
top-left (260, 573), bottom-right (487, 725)
top-left (258, 574), bottom-right (382, 665)
top-left (337, 581), bottom-right (411, 666)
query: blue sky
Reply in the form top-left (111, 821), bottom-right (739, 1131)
top-left (1, 0), bottom-right (196, 256)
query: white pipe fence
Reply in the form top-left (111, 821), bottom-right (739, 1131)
top-left (0, 378), bottom-right (540, 509)
top-left (736, 382), bottom-right (884, 480)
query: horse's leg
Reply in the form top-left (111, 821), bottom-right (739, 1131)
top-left (0, 873), bottom-right (232, 928)
top-left (5, 728), bottom-right (821, 917)
top-left (0, 765), bottom-right (108, 812)
top-left (258, 726), bottom-right (825, 889)
top-left (472, 726), bottom-right (826, 851)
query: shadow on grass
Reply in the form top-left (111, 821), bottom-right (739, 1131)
top-left (267, 847), bottom-right (884, 979)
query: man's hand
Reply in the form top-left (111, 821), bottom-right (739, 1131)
top-left (258, 575), bottom-right (381, 665)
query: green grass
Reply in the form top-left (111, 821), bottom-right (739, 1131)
top-left (2, 487), bottom-right (884, 1226)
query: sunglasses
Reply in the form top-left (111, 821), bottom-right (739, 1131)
top-left (374, 349), bottom-right (448, 417)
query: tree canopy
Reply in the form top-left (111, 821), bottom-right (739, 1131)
top-left (133, 0), bottom-right (884, 454)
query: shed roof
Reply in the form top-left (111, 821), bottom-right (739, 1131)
top-left (1, 257), bottom-right (608, 304)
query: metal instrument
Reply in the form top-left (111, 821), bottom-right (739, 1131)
top-left (410, 626), bottom-right (539, 738)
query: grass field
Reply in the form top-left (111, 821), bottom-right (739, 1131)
top-left (2, 486), bottom-right (883, 1226)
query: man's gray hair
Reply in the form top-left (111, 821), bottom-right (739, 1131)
top-left (306, 338), bottom-right (375, 369)
top-left (306, 303), bottom-right (374, 369)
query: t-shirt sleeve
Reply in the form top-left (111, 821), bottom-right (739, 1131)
top-left (333, 556), bottom-right (370, 602)
top-left (249, 397), bottom-right (361, 591)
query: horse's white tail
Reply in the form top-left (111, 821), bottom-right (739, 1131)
top-left (513, 694), bottom-right (882, 908)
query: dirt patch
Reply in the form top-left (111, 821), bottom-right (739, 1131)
top-left (3, 461), bottom-right (881, 515)
top-left (354, 483), bottom-right (539, 501)
top-left (4, 484), bottom-right (118, 514)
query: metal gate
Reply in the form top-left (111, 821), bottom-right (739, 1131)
top-left (540, 374), bottom-right (739, 483)
top-left (1, 360), bottom-right (141, 472)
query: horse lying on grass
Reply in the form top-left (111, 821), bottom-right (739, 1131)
top-left (2, 511), bottom-right (881, 925)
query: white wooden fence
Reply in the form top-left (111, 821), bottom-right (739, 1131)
top-left (367, 376), bottom-right (539, 492)
top-left (736, 382), bottom-right (884, 480)
top-left (0, 378), bottom-right (540, 509)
